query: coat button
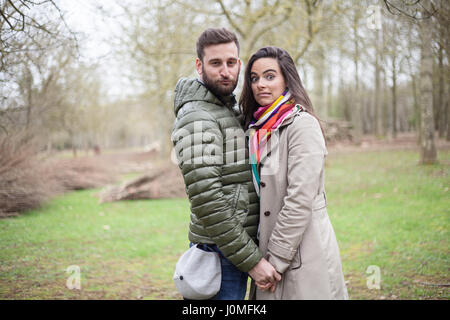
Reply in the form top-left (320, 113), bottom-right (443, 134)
top-left (264, 211), bottom-right (270, 216)
top-left (260, 181), bottom-right (266, 187)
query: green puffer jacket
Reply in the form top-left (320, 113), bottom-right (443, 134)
top-left (171, 78), bottom-right (262, 272)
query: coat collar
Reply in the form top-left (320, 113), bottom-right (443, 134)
top-left (278, 104), bottom-right (303, 128)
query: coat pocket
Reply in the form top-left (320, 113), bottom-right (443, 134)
top-left (289, 246), bottom-right (302, 270)
top-left (312, 192), bottom-right (327, 219)
top-left (312, 192), bottom-right (327, 210)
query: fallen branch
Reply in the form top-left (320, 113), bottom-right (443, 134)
top-left (414, 281), bottom-right (450, 287)
top-left (98, 165), bottom-right (186, 203)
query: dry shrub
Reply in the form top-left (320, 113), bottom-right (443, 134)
top-left (0, 135), bottom-right (61, 217)
top-left (0, 135), bottom-right (118, 217)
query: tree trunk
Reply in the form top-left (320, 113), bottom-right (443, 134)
top-left (313, 46), bottom-right (326, 118)
top-left (352, 15), bottom-right (362, 145)
top-left (382, 71), bottom-right (389, 137)
top-left (24, 67), bottom-right (33, 131)
top-left (419, 15), bottom-right (437, 164)
top-left (438, 44), bottom-right (445, 138)
top-left (410, 73), bottom-right (421, 144)
top-left (326, 73), bottom-right (333, 119)
top-left (375, 29), bottom-right (383, 136)
top-left (391, 56), bottom-right (397, 139)
top-left (446, 73), bottom-right (450, 141)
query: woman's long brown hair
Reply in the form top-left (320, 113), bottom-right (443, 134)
top-left (240, 46), bottom-right (324, 137)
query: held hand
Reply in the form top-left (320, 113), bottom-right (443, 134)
top-left (256, 280), bottom-right (278, 293)
top-left (248, 258), bottom-right (282, 286)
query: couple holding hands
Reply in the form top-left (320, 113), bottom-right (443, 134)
top-left (172, 28), bottom-right (348, 300)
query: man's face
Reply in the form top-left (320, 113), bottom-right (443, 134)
top-left (196, 42), bottom-right (241, 97)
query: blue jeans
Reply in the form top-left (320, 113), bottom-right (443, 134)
top-left (189, 243), bottom-right (248, 300)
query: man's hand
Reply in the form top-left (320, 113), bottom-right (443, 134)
top-left (248, 258), bottom-right (282, 292)
top-left (255, 280), bottom-right (277, 292)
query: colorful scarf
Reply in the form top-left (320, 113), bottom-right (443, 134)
top-left (248, 89), bottom-right (301, 197)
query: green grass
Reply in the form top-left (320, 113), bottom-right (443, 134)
top-left (325, 149), bottom-right (449, 300)
top-left (0, 149), bottom-right (448, 299)
top-left (0, 191), bottom-right (190, 299)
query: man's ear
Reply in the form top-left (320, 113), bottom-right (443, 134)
top-left (195, 58), bottom-right (203, 77)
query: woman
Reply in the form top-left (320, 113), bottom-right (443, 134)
top-left (240, 46), bottom-right (349, 300)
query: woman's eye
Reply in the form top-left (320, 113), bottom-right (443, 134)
top-left (250, 77), bottom-right (258, 83)
top-left (266, 74), bottom-right (275, 80)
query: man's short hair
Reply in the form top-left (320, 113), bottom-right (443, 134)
top-left (196, 28), bottom-right (240, 61)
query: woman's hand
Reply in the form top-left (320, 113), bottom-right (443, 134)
top-left (252, 255), bottom-right (282, 293)
top-left (255, 275), bottom-right (281, 292)
top-left (248, 258), bottom-right (281, 286)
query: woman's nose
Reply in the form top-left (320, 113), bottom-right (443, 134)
top-left (256, 79), bottom-right (266, 89)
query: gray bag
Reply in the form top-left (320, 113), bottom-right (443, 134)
top-left (173, 244), bottom-right (221, 300)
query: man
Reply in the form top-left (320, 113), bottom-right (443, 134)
top-left (171, 28), bottom-right (281, 300)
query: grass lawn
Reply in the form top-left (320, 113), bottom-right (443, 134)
top-left (325, 149), bottom-right (449, 300)
top-left (0, 149), bottom-right (448, 299)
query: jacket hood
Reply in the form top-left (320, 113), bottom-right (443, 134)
top-left (173, 78), bottom-right (236, 116)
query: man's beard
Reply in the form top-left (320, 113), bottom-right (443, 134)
top-left (202, 66), bottom-right (239, 97)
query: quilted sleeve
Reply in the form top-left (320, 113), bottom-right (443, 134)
top-left (172, 107), bottom-right (262, 272)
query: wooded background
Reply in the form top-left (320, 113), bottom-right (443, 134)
top-left (1, 0), bottom-right (448, 163)
top-left (0, 0), bottom-right (449, 300)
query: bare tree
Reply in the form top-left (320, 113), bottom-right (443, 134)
top-left (432, 0), bottom-right (450, 140)
top-left (0, 0), bottom-right (79, 137)
top-left (0, 0), bottom-right (77, 73)
top-left (112, 0), bottom-right (213, 156)
top-left (381, 0), bottom-right (440, 163)
top-left (214, 0), bottom-right (295, 62)
top-left (418, 8), bottom-right (437, 164)
top-left (383, 0), bottom-right (437, 19)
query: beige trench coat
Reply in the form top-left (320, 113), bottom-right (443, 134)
top-left (250, 110), bottom-right (349, 300)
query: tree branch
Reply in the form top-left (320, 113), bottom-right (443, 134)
top-left (1, 0), bottom-right (25, 31)
top-left (383, 0), bottom-right (437, 19)
top-left (247, 3), bottom-right (293, 55)
top-left (216, 0), bottom-right (244, 38)
top-left (174, 0), bottom-right (222, 16)
top-left (294, 0), bottom-right (317, 62)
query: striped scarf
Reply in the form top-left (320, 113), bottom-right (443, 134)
top-left (248, 89), bottom-right (300, 197)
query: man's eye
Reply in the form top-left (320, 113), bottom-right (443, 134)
top-left (228, 61), bottom-right (236, 66)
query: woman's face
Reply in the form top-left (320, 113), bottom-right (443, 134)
top-left (250, 57), bottom-right (286, 107)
